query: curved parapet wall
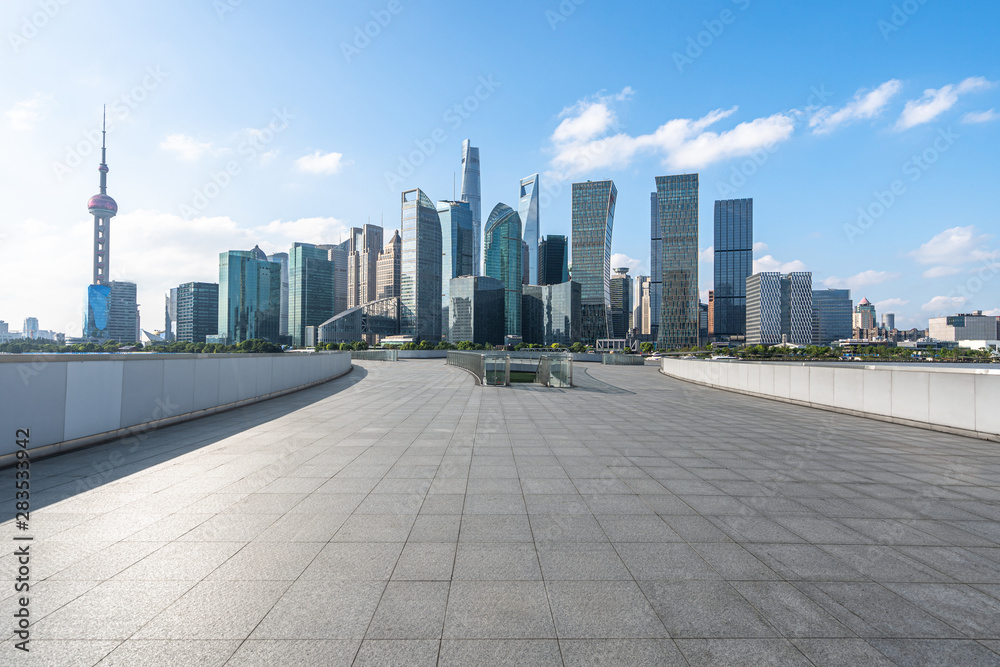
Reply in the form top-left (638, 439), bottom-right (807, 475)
top-left (661, 358), bottom-right (1000, 442)
top-left (0, 351), bottom-right (352, 463)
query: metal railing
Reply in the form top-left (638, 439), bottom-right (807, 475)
top-left (537, 354), bottom-right (573, 387)
top-left (351, 349), bottom-right (398, 361)
top-left (602, 353), bottom-right (646, 365)
top-left (448, 350), bottom-right (572, 387)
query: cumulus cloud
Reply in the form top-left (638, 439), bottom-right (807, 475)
top-left (908, 225), bottom-right (994, 266)
top-left (699, 246), bottom-right (714, 263)
top-left (160, 134), bottom-right (215, 161)
top-left (6, 93), bottom-right (53, 131)
top-left (922, 295), bottom-right (967, 313)
top-left (295, 150), bottom-right (346, 175)
top-left (752, 242), bottom-right (769, 253)
top-left (875, 298), bottom-right (909, 311)
top-left (611, 252), bottom-right (644, 275)
top-left (753, 255), bottom-right (807, 273)
top-left (809, 80), bottom-right (902, 134)
top-left (962, 109), bottom-right (998, 124)
top-left (547, 87), bottom-right (795, 179)
top-left (822, 270), bottom-right (899, 291)
top-left (896, 77), bottom-right (994, 130)
top-left (922, 266), bottom-right (961, 279)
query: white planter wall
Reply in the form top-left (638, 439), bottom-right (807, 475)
top-left (0, 352), bottom-right (351, 460)
top-left (662, 358), bottom-right (1000, 441)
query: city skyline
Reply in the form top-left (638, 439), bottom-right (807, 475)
top-left (3, 2), bottom-right (999, 336)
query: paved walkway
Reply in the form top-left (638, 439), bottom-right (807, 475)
top-left (4, 360), bottom-right (1000, 666)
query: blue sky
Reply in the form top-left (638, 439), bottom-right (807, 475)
top-left (2, 0), bottom-right (998, 335)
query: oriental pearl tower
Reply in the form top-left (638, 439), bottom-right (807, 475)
top-left (89, 106), bottom-right (118, 285)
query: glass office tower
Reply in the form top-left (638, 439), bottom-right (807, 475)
top-left (289, 242), bottom-right (336, 347)
top-left (518, 173), bottom-right (540, 285)
top-left (812, 289), bottom-right (853, 345)
top-left (649, 192), bottom-right (661, 342)
top-left (655, 174), bottom-right (699, 349)
top-left (746, 271), bottom-right (813, 345)
top-left (713, 198), bottom-right (753, 339)
top-left (610, 267), bottom-right (632, 339)
top-left (176, 282), bottom-right (219, 343)
top-left (401, 189), bottom-right (443, 342)
top-left (218, 247), bottom-right (281, 344)
top-left (484, 203), bottom-right (523, 339)
top-left (449, 276), bottom-right (505, 346)
top-left (266, 252), bottom-right (289, 338)
top-left (438, 200), bottom-right (475, 339)
top-left (460, 140), bottom-right (482, 276)
top-left (522, 281), bottom-right (581, 347)
top-left (538, 235), bottom-right (569, 285)
top-left (571, 180), bottom-right (616, 345)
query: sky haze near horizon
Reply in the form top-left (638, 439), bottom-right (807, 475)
top-left (2, 0), bottom-right (999, 336)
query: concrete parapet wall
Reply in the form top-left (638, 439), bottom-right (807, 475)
top-left (661, 358), bottom-right (1000, 442)
top-left (0, 351), bottom-right (352, 462)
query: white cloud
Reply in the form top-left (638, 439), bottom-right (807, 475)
top-left (753, 255), bottom-right (807, 273)
top-left (896, 77), bottom-right (994, 130)
top-left (752, 242), bottom-right (769, 253)
top-left (295, 150), bottom-right (346, 175)
top-left (922, 266), bottom-right (961, 278)
top-left (160, 134), bottom-right (214, 161)
top-left (809, 80), bottom-right (902, 134)
top-left (922, 295), bottom-right (967, 313)
top-left (822, 270), bottom-right (899, 291)
top-left (983, 308), bottom-right (1000, 316)
top-left (6, 93), bottom-right (53, 131)
top-left (610, 252), bottom-right (644, 275)
top-left (699, 246), bottom-right (714, 263)
top-left (908, 225), bottom-right (993, 266)
top-left (547, 88), bottom-right (795, 179)
top-left (875, 298), bottom-right (909, 311)
top-left (962, 109), bottom-right (998, 124)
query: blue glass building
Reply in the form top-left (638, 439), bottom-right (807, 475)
top-left (438, 200), bottom-right (475, 340)
top-left (713, 198), bottom-right (753, 339)
top-left (218, 246), bottom-right (281, 344)
top-left (571, 180), bottom-right (616, 345)
top-left (538, 235), bottom-right (569, 286)
top-left (401, 189), bottom-right (443, 342)
top-left (289, 242), bottom-right (336, 347)
top-left (484, 203), bottom-right (523, 339)
top-left (518, 173), bottom-right (540, 285)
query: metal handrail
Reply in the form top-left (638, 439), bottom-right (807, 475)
top-left (351, 349), bottom-right (399, 361)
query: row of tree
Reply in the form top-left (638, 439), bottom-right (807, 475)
top-left (0, 339), bottom-right (283, 354)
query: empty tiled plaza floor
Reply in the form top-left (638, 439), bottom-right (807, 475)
top-left (4, 359), bottom-right (1000, 666)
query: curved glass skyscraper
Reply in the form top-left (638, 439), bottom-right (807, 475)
top-left (518, 173), bottom-right (539, 285)
top-left (484, 203), bottom-right (523, 339)
top-left (401, 189), bottom-right (443, 342)
top-left (460, 140), bottom-right (482, 276)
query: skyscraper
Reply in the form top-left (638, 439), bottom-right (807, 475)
top-left (218, 246), bottom-right (281, 344)
top-left (521, 281), bottom-right (581, 347)
top-left (346, 224), bottom-right (383, 309)
top-left (484, 203), bottom-right (523, 339)
top-left (376, 229), bottom-right (402, 299)
top-left (266, 252), bottom-right (289, 338)
top-left (538, 235), bottom-right (569, 286)
top-left (746, 272), bottom-right (813, 346)
top-left (289, 243), bottom-right (336, 347)
top-left (176, 282), bottom-right (219, 343)
top-left (812, 289), bottom-right (853, 345)
top-left (164, 288), bottom-right (178, 341)
top-left (317, 242), bottom-right (349, 316)
top-left (610, 267), bottom-right (632, 339)
top-left (713, 198), bottom-right (753, 339)
top-left (882, 313), bottom-right (895, 331)
top-left (449, 276), bottom-right (505, 346)
top-left (655, 174), bottom-right (699, 349)
top-left (518, 173), bottom-right (540, 284)
top-left (438, 200), bottom-right (475, 339)
top-left (853, 297), bottom-right (877, 330)
top-left (571, 180), bottom-right (616, 345)
top-left (400, 189), bottom-right (442, 342)
top-left (460, 140), bottom-right (482, 275)
top-left (649, 192), bottom-right (661, 341)
top-left (632, 275), bottom-right (651, 336)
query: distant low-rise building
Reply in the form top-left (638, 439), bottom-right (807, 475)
top-left (929, 311), bottom-right (1000, 341)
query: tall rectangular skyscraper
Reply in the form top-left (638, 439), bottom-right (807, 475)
top-left (518, 173), bottom-right (540, 285)
top-left (571, 180), bottom-right (616, 345)
top-left (438, 200), bottom-right (475, 340)
top-left (401, 189), bottom-right (443, 342)
top-left (610, 267), bottom-right (632, 339)
top-left (484, 203), bottom-right (523, 339)
top-left (649, 192), bottom-right (661, 341)
top-left (266, 252), bottom-right (289, 338)
top-left (176, 282), bottom-right (219, 343)
top-left (655, 174), bottom-right (699, 349)
top-left (289, 243), bottom-right (336, 347)
top-left (713, 198), bottom-right (753, 339)
top-left (460, 140), bottom-right (482, 276)
top-left (538, 235), bottom-right (569, 285)
top-left (346, 224), bottom-right (383, 309)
